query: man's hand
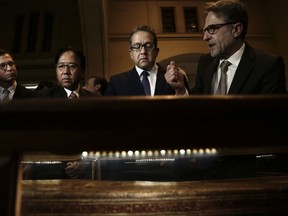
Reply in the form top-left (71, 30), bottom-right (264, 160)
top-left (65, 160), bottom-right (92, 179)
top-left (165, 61), bottom-right (188, 95)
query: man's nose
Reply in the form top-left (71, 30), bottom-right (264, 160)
top-left (202, 31), bottom-right (211, 41)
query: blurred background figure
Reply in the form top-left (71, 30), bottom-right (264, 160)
top-left (83, 75), bottom-right (107, 96)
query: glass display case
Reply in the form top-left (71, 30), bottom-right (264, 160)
top-left (1, 96), bottom-right (288, 216)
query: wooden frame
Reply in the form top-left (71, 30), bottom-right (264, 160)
top-left (1, 96), bottom-right (288, 215)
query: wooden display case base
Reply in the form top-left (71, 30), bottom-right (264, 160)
top-left (21, 176), bottom-right (288, 215)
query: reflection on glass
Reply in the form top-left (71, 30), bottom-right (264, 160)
top-left (21, 149), bottom-right (288, 181)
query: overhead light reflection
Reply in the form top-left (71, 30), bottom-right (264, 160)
top-left (81, 148), bottom-right (217, 159)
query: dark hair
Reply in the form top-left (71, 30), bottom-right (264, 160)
top-left (0, 49), bottom-right (12, 57)
top-left (206, 0), bottom-right (248, 39)
top-left (54, 46), bottom-right (86, 71)
top-left (129, 25), bottom-right (158, 48)
top-left (90, 75), bottom-right (108, 95)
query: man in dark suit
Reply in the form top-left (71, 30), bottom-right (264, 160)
top-left (194, 43), bottom-right (286, 94)
top-left (37, 46), bottom-right (94, 98)
top-left (105, 25), bottom-right (190, 96)
top-left (171, 0), bottom-right (286, 95)
top-left (0, 49), bottom-right (35, 100)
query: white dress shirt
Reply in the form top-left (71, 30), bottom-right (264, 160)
top-left (213, 43), bottom-right (245, 94)
top-left (135, 65), bottom-right (158, 96)
top-left (0, 81), bottom-right (17, 100)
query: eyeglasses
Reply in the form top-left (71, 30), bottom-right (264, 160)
top-left (0, 61), bottom-right (15, 70)
top-left (130, 43), bottom-right (155, 52)
top-left (56, 63), bottom-right (79, 71)
top-left (201, 22), bottom-right (236, 35)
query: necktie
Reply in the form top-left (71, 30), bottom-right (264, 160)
top-left (2, 89), bottom-right (10, 100)
top-left (216, 60), bottom-right (231, 95)
top-left (69, 92), bottom-right (78, 99)
top-left (141, 71), bottom-right (151, 95)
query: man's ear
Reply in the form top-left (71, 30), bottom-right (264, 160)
top-left (233, 23), bottom-right (243, 37)
top-left (94, 84), bottom-right (101, 91)
top-left (154, 47), bottom-right (160, 57)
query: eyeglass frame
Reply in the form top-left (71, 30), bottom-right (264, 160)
top-left (0, 61), bottom-right (16, 71)
top-left (201, 22), bottom-right (237, 35)
top-left (130, 42), bottom-right (156, 52)
top-left (56, 63), bottom-right (79, 71)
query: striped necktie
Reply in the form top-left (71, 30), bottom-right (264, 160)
top-left (2, 89), bottom-right (10, 100)
top-left (215, 60), bottom-right (231, 95)
top-left (69, 92), bottom-right (78, 99)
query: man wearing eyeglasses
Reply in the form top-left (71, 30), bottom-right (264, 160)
top-left (190, 0), bottom-right (286, 94)
top-left (36, 46), bottom-right (94, 99)
top-left (0, 49), bottom-right (35, 100)
top-left (104, 25), bottom-right (190, 96)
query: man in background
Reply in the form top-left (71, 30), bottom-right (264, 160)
top-left (83, 75), bottom-right (107, 96)
top-left (36, 46), bottom-right (94, 98)
top-left (0, 49), bottom-right (35, 100)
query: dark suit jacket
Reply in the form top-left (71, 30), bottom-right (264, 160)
top-left (192, 42), bottom-right (287, 94)
top-left (105, 64), bottom-right (189, 96)
top-left (13, 84), bottom-right (36, 99)
top-left (36, 85), bottom-right (94, 98)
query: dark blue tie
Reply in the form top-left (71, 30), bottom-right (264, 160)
top-left (141, 71), bottom-right (151, 95)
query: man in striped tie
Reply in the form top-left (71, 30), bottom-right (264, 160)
top-left (35, 46), bottom-right (94, 99)
top-left (0, 49), bottom-right (35, 100)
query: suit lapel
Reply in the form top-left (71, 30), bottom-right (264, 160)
top-left (228, 44), bottom-right (255, 94)
top-left (13, 85), bottom-right (20, 98)
top-left (55, 86), bottom-right (68, 97)
top-left (155, 65), bottom-right (167, 94)
top-left (129, 68), bottom-right (146, 95)
top-left (205, 58), bottom-right (219, 94)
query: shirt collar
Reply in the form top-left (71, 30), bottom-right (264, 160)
top-left (0, 81), bottom-right (17, 93)
top-left (222, 43), bottom-right (245, 67)
top-left (135, 64), bottom-right (158, 76)
top-left (64, 86), bottom-right (80, 98)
